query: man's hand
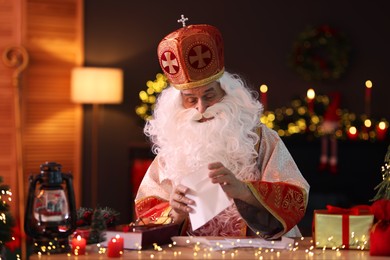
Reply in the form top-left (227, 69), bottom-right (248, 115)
top-left (208, 162), bottom-right (263, 208)
top-left (208, 162), bottom-right (248, 199)
top-left (169, 184), bottom-right (195, 223)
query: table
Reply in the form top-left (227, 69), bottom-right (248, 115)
top-left (29, 237), bottom-right (388, 259)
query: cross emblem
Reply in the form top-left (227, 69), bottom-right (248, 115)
top-left (188, 45), bottom-right (212, 69)
top-left (177, 14), bottom-right (188, 27)
top-left (161, 51), bottom-right (179, 74)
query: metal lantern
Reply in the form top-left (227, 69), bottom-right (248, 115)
top-left (24, 162), bottom-right (77, 254)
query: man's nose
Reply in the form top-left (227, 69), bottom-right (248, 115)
top-left (196, 99), bottom-right (208, 114)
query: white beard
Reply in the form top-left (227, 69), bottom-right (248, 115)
top-left (144, 73), bottom-right (263, 184)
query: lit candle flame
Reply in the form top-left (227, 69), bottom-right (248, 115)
top-left (349, 126), bottom-right (357, 135)
top-left (365, 80), bottom-right (372, 89)
top-left (378, 121), bottom-right (387, 130)
top-left (260, 84), bottom-right (268, 93)
top-left (307, 88), bottom-right (315, 100)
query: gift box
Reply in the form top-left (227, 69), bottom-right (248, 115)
top-left (313, 205), bottom-right (374, 250)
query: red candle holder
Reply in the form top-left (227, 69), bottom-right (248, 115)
top-left (260, 84), bottom-right (268, 111)
top-left (376, 122), bottom-right (388, 141)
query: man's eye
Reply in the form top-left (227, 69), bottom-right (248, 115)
top-left (186, 98), bottom-right (197, 104)
top-left (205, 94), bottom-right (216, 101)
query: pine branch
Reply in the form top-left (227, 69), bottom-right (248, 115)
top-left (88, 208), bottom-right (107, 244)
top-left (371, 145), bottom-right (390, 201)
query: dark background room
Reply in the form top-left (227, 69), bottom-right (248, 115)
top-left (80, 1), bottom-right (390, 235)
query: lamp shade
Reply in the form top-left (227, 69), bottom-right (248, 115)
top-left (71, 67), bottom-right (123, 104)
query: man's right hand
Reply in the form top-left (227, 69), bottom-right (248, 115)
top-left (169, 184), bottom-right (195, 223)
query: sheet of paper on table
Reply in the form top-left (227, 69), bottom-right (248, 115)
top-left (171, 236), bottom-right (294, 250)
top-left (180, 168), bottom-right (232, 231)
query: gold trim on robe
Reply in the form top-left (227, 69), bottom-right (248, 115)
top-left (135, 196), bottom-right (173, 225)
top-left (246, 181), bottom-right (308, 237)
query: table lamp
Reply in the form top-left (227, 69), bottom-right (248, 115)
top-left (71, 67), bottom-right (123, 207)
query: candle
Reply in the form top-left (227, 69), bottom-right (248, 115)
top-left (376, 121), bottom-right (388, 141)
top-left (347, 126), bottom-right (358, 140)
top-left (259, 84), bottom-right (268, 111)
top-left (114, 234), bottom-right (124, 249)
top-left (306, 88), bottom-right (315, 114)
top-left (71, 235), bottom-right (86, 255)
top-left (107, 235), bottom-right (124, 258)
top-left (365, 80), bottom-right (372, 117)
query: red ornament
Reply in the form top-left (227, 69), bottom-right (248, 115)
top-left (370, 221), bottom-right (390, 256)
top-left (370, 199), bottom-right (390, 256)
top-left (5, 225), bottom-right (22, 252)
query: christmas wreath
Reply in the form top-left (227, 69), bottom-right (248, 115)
top-left (289, 25), bottom-right (350, 82)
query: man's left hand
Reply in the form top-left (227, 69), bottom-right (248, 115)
top-left (208, 162), bottom-right (248, 200)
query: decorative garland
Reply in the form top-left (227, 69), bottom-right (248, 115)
top-left (76, 207), bottom-right (119, 228)
top-left (260, 94), bottom-right (388, 142)
top-left (135, 75), bottom-right (388, 142)
top-left (289, 25), bottom-right (350, 81)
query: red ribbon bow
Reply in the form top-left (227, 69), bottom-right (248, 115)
top-left (326, 205), bottom-right (371, 215)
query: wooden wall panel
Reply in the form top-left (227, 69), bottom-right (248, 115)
top-left (0, 0), bottom-right (22, 217)
top-left (0, 0), bottom-right (83, 220)
top-left (23, 0), bottom-right (83, 205)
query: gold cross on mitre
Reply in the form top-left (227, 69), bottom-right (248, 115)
top-left (177, 14), bottom-right (188, 27)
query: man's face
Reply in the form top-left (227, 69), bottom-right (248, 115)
top-left (180, 81), bottom-right (226, 122)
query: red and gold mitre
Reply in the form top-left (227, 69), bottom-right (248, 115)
top-left (157, 19), bottom-right (224, 90)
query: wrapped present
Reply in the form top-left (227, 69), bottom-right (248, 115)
top-left (313, 205), bottom-right (374, 250)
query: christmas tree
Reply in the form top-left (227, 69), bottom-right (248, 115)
top-left (0, 176), bottom-right (15, 252)
top-left (371, 144), bottom-right (390, 201)
top-left (369, 145), bottom-right (390, 256)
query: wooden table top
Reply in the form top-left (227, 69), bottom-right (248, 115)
top-left (29, 237), bottom-right (388, 259)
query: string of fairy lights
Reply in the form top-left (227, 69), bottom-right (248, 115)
top-left (135, 74), bottom-right (388, 142)
top-left (33, 236), bottom-right (368, 257)
top-left (0, 178), bottom-right (20, 260)
top-left (53, 236), bottom-right (367, 257)
top-left (135, 73), bottom-right (168, 121)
